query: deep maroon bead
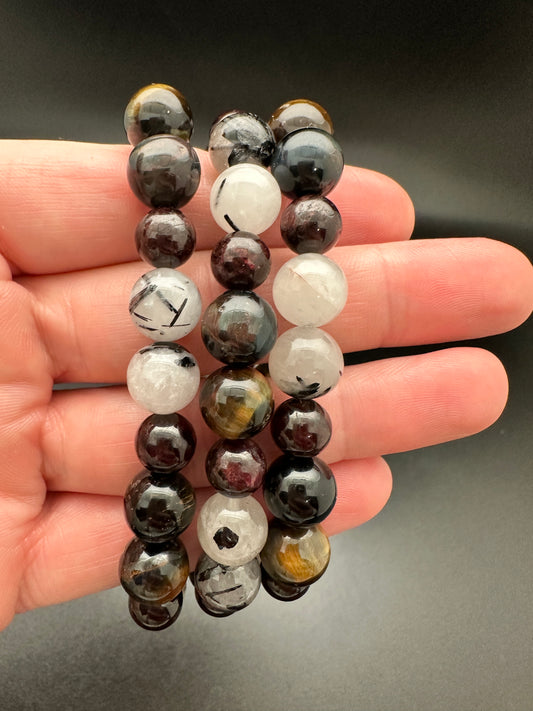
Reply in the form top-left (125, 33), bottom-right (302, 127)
top-left (280, 196), bottom-right (342, 254)
top-left (135, 413), bottom-right (196, 473)
top-left (211, 231), bottom-right (271, 290)
top-left (119, 537), bottom-right (189, 603)
top-left (206, 438), bottom-right (266, 496)
top-left (128, 591), bottom-right (184, 631)
top-left (271, 399), bottom-right (332, 456)
top-left (135, 208), bottom-right (196, 268)
top-left (261, 566), bottom-right (309, 601)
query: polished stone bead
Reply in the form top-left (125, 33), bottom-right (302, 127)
top-left (263, 454), bottom-right (336, 526)
top-left (280, 196), bottom-right (342, 254)
top-left (129, 268), bottom-right (202, 341)
top-left (201, 290), bottom-right (277, 365)
top-left (127, 343), bottom-right (200, 414)
top-left (135, 413), bottom-right (196, 473)
top-left (269, 99), bottom-right (333, 142)
top-left (200, 366), bottom-right (274, 438)
top-left (268, 326), bottom-right (343, 399)
top-left (128, 591), bottom-right (184, 631)
top-left (206, 438), bottom-right (266, 496)
top-left (128, 135), bottom-right (201, 209)
top-left (194, 553), bottom-right (261, 615)
top-left (272, 253), bottom-right (348, 327)
top-left (261, 566), bottom-right (309, 601)
top-left (124, 470), bottom-right (196, 542)
top-left (120, 537), bottom-right (189, 603)
top-left (211, 231), bottom-right (271, 290)
top-left (194, 588), bottom-right (233, 617)
top-left (210, 164), bottom-right (281, 234)
top-left (271, 398), bottom-right (332, 456)
top-left (197, 493), bottom-right (268, 566)
top-left (271, 128), bottom-right (344, 199)
top-left (124, 83), bottom-right (193, 145)
top-left (208, 111), bottom-right (275, 173)
top-left (260, 520), bottom-right (330, 586)
top-left (135, 208), bottom-right (196, 268)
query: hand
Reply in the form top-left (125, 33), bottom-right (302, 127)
top-left (0, 140), bottom-right (531, 631)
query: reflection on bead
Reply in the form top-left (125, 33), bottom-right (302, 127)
top-left (260, 520), bottom-right (330, 586)
top-left (208, 111), bottom-right (275, 172)
top-left (280, 196), bottom-right (342, 254)
top-left (195, 588), bottom-right (234, 617)
top-left (261, 566), bottom-right (309, 602)
top-left (194, 553), bottom-right (262, 615)
top-left (211, 231), bottom-right (271, 290)
top-left (206, 438), bottom-right (266, 496)
top-left (124, 83), bottom-right (193, 145)
top-left (120, 537), bottom-right (189, 603)
top-left (271, 398), bottom-right (332, 456)
top-left (135, 208), bottom-right (196, 268)
top-left (269, 99), bottom-right (333, 142)
top-left (128, 591), bottom-right (184, 631)
top-left (136, 413), bottom-right (196, 473)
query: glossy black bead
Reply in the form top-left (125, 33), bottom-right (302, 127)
top-left (271, 399), bottom-right (332, 456)
top-left (119, 537), bottom-right (189, 603)
top-left (206, 438), bottom-right (266, 496)
top-left (135, 208), bottom-right (196, 268)
top-left (208, 111), bottom-right (275, 172)
top-left (128, 591), bottom-right (184, 631)
top-left (263, 454), bottom-right (337, 526)
top-left (280, 196), bottom-right (342, 254)
top-left (211, 231), bottom-right (271, 290)
top-left (261, 566), bottom-right (309, 601)
top-left (135, 413), bottom-right (196, 473)
top-left (271, 128), bottom-right (344, 199)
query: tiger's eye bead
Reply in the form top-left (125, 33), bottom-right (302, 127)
top-left (124, 83), bottom-right (193, 145)
top-left (271, 398), bottom-right (332, 456)
top-left (271, 128), bottom-right (344, 199)
top-left (200, 366), bottom-right (274, 439)
top-left (280, 196), bottom-right (342, 254)
top-left (260, 520), bottom-right (330, 586)
top-left (201, 291), bottom-right (277, 365)
top-left (120, 537), bottom-right (189, 603)
top-left (128, 591), bottom-right (184, 631)
top-left (206, 438), bottom-right (266, 496)
top-left (194, 553), bottom-right (262, 615)
top-left (128, 135), bottom-right (201, 209)
top-left (261, 566), bottom-right (309, 602)
top-left (135, 208), bottom-right (196, 268)
top-left (136, 413), bottom-right (196, 473)
top-left (269, 99), bottom-right (333, 142)
top-left (211, 231), bottom-right (271, 290)
top-left (208, 111), bottom-right (275, 172)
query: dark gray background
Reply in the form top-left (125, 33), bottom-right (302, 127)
top-left (0, 1), bottom-right (532, 709)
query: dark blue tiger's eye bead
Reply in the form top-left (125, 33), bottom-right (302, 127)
top-left (271, 398), bottom-right (332, 456)
top-left (124, 83), bottom-right (193, 145)
top-left (208, 111), bottom-right (275, 172)
top-left (128, 591), bottom-right (184, 630)
top-left (211, 231), bottom-right (271, 290)
top-left (280, 196), bottom-right (342, 254)
top-left (269, 99), bottom-right (333, 142)
top-left (135, 208), bottom-right (196, 268)
top-left (120, 537), bottom-right (189, 604)
top-left (135, 413), bottom-right (196, 473)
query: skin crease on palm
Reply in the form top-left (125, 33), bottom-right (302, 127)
top-left (0, 139), bottom-right (531, 633)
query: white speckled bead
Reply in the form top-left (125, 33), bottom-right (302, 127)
top-left (127, 343), bottom-right (200, 414)
top-left (272, 253), bottom-right (348, 326)
top-left (129, 268), bottom-right (202, 341)
top-left (210, 164), bottom-right (282, 234)
top-left (268, 326), bottom-right (344, 399)
top-left (197, 492), bottom-right (268, 566)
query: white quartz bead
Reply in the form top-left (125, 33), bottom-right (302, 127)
top-left (210, 164), bottom-right (282, 234)
top-left (268, 326), bottom-right (343, 399)
top-left (129, 268), bottom-right (202, 341)
top-left (197, 492), bottom-right (268, 566)
top-left (127, 343), bottom-right (200, 414)
top-left (272, 253), bottom-right (348, 326)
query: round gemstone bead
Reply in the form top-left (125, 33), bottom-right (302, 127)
top-left (280, 196), bottom-right (342, 254)
top-left (263, 454), bottom-right (337, 526)
top-left (261, 567), bottom-right (309, 602)
top-left (124, 83), bottom-right (193, 145)
top-left (201, 290), bottom-right (277, 365)
top-left (268, 326), bottom-right (343, 399)
top-left (260, 520), bottom-right (330, 586)
top-left (210, 164), bottom-right (282, 234)
top-left (194, 553), bottom-right (261, 615)
top-left (269, 99), bottom-right (333, 142)
top-left (135, 413), bottom-right (196, 473)
top-left (128, 135), bottom-right (201, 209)
top-left (271, 128), bottom-right (344, 199)
top-left (208, 111), bottom-right (275, 172)
top-left (206, 438), bottom-right (266, 496)
top-left (135, 208), bottom-right (196, 268)
top-left (124, 470), bottom-right (196, 541)
top-left (200, 366), bottom-right (274, 439)
top-left (211, 231), bottom-right (271, 290)
top-left (272, 253), bottom-right (348, 327)
top-left (127, 343), bottom-right (200, 414)
top-left (128, 591), bottom-right (184, 631)
top-left (271, 398), bottom-right (332, 456)
top-left (197, 492), bottom-right (268, 566)
top-left (129, 268), bottom-right (202, 341)
top-left (120, 537), bottom-right (189, 603)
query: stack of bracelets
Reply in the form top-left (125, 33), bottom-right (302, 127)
top-left (119, 84), bottom-right (347, 629)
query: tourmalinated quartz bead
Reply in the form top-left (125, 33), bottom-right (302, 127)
top-left (193, 553), bottom-right (262, 615)
top-left (201, 290), bottom-right (277, 365)
top-left (128, 135), bottom-right (201, 209)
top-left (260, 520), bottom-right (330, 586)
top-left (124, 470), bottom-right (196, 541)
top-left (271, 128), bottom-right (344, 199)
top-left (268, 326), bottom-right (343, 399)
top-left (280, 196), bottom-right (342, 254)
top-left (272, 253), bottom-right (348, 327)
top-left (206, 438), bottom-right (266, 496)
top-left (129, 268), bottom-right (202, 341)
top-left (271, 398), bottom-right (332, 456)
top-left (211, 231), bottom-right (271, 290)
top-left (124, 83), bottom-right (193, 145)
top-left (210, 164), bottom-right (282, 234)
top-left (208, 111), bottom-right (275, 173)
top-left (197, 492), bottom-right (268, 566)
top-left (128, 591), bottom-right (184, 631)
top-left (135, 208), bottom-right (196, 268)
top-left (263, 454), bottom-right (337, 526)
top-left (269, 99), bottom-right (333, 142)
top-left (261, 567), bottom-right (309, 602)
top-left (120, 537), bottom-right (189, 603)
top-left (135, 413), bottom-right (196, 473)
top-left (200, 366), bottom-right (274, 438)
top-left (127, 343), bottom-right (200, 414)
